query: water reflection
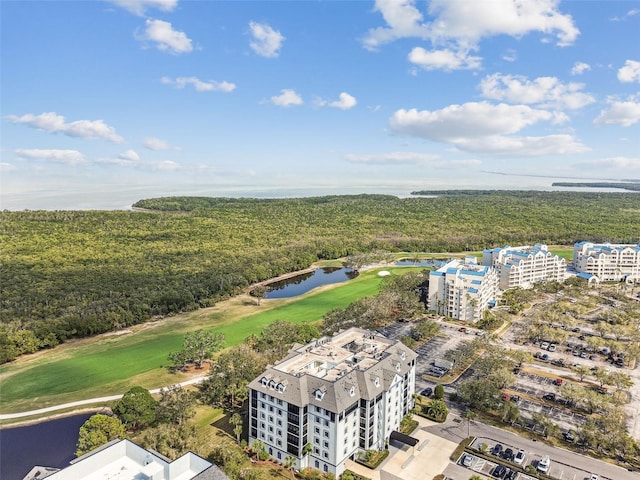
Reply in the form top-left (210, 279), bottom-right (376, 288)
top-left (394, 259), bottom-right (445, 268)
top-left (264, 267), bottom-right (357, 299)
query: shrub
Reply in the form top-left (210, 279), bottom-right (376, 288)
top-left (434, 384), bottom-right (445, 400)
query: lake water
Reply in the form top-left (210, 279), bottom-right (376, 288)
top-left (264, 267), bottom-right (358, 298)
top-left (394, 259), bottom-right (445, 268)
top-left (0, 413), bottom-right (92, 480)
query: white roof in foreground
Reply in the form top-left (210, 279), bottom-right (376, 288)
top-left (40, 439), bottom-right (217, 480)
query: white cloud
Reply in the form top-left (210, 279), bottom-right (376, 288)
top-left (249, 21), bottom-right (285, 58)
top-left (427, 0), bottom-right (579, 46)
top-left (408, 47), bottom-right (482, 71)
top-left (479, 73), bottom-right (595, 110)
top-left (453, 134), bottom-right (589, 156)
top-left (118, 149), bottom-right (140, 162)
top-left (142, 19), bottom-right (193, 54)
top-left (571, 62), bottom-right (591, 75)
top-left (617, 60), bottom-right (640, 83)
top-left (611, 8), bottom-right (640, 21)
top-left (109, 0), bottom-right (177, 16)
top-left (344, 151), bottom-right (439, 165)
top-left (318, 92), bottom-right (357, 110)
top-left (362, 0), bottom-right (430, 51)
top-left (0, 162), bottom-right (16, 172)
top-left (502, 49), bottom-right (517, 62)
top-left (594, 97), bottom-right (640, 127)
top-left (7, 112), bottom-right (124, 143)
top-left (363, 0), bottom-right (579, 52)
top-left (575, 156), bottom-right (640, 170)
top-left (161, 76), bottom-right (236, 92)
top-left (144, 137), bottom-right (178, 150)
top-left (270, 89), bottom-right (303, 107)
top-left (155, 160), bottom-right (180, 170)
top-left (389, 102), bottom-right (588, 156)
top-left (389, 102), bottom-right (557, 141)
top-left (15, 148), bottom-right (86, 165)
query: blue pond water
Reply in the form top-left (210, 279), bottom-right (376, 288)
top-left (394, 259), bottom-right (445, 268)
top-left (0, 413), bottom-right (92, 480)
top-left (264, 267), bottom-right (357, 299)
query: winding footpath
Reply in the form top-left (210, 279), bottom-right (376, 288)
top-left (0, 375), bottom-right (207, 420)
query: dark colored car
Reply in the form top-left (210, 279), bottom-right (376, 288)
top-left (492, 443), bottom-right (503, 456)
top-left (493, 465), bottom-right (507, 478)
top-left (505, 469), bottom-right (518, 480)
top-left (502, 447), bottom-right (514, 460)
top-left (421, 387), bottom-right (433, 397)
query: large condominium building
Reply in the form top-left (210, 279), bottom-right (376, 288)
top-left (247, 328), bottom-right (417, 477)
top-left (427, 258), bottom-right (499, 322)
top-left (573, 242), bottom-right (640, 282)
top-left (482, 244), bottom-right (567, 290)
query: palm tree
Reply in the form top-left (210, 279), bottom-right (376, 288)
top-left (284, 455), bottom-right (296, 479)
top-left (465, 409), bottom-right (476, 438)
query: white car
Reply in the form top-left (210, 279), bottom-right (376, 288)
top-left (537, 455), bottom-right (550, 473)
top-left (462, 454), bottom-right (473, 467)
top-left (589, 475), bottom-right (598, 480)
top-left (514, 449), bottom-right (526, 465)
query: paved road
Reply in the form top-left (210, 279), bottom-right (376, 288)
top-left (0, 376), bottom-right (206, 420)
top-left (430, 411), bottom-right (638, 480)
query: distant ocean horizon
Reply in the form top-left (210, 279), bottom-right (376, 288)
top-left (2, 173), bottom-right (636, 211)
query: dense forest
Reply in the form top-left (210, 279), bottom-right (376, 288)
top-left (1, 192), bottom-right (639, 363)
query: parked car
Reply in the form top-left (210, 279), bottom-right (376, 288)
top-left (548, 343), bottom-right (557, 352)
top-left (421, 387), bottom-right (433, 397)
top-left (505, 469), bottom-right (518, 480)
top-left (589, 475), bottom-right (599, 480)
top-left (541, 341), bottom-right (550, 350)
top-left (492, 443), bottom-right (504, 456)
top-left (543, 393), bottom-right (556, 401)
top-left (541, 353), bottom-right (549, 361)
top-left (493, 464), bottom-right (507, 478)
top-left (553, 378), bottom-right (563, 386)
top-left (462, 453), bottom-right (473, 467)
top-left (537, 455), bottom-right (551, 473)
top-left (510, 395), bottom-right (520, 403)
top-left (514, 449), bottom-right (526, 465)
top-left (564, 430), bottom-right (575, 442)
top-left (502, 447), bottom-right (514, 460)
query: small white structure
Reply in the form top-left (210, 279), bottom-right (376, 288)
top-left (29, 439), bottom-right (227, 480)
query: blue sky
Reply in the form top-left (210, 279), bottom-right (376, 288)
top-left (1, 0), bottom-right (639, 210)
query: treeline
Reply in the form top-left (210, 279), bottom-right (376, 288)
top-left (551, 182), bottom-right (640, 192)
top-left (2, 192), bottom-right (639, 363)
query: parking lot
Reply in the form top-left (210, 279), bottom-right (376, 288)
top-left (461, 437), bottom-right (607, 480)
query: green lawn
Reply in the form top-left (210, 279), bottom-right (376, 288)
top-left (0, 266), bottom-right (420, 413)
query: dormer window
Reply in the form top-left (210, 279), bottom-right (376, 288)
top-left (348, 386), bottom-right (355, 397)
top-left (373, 377), bottom-right (380, 388)
top-left (277, 383), bottom-right (286, 393)
top-left (395, 362), bottom-right (401, 372)
top-left (400, 351), bottom-right (406, 360)
top-left (269, 379), bottom-right (276, 389)
top-left (261, 377), bottom-right (268, 386)
top-left (315, 388), bottom-right (326, 401)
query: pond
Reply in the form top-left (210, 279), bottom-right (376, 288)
top-left (394, 259), bottom-right (446, 268)
top-left (0, 413), bottom-right (92, 480)
top-left (263, 267), bottom-right (358, 299)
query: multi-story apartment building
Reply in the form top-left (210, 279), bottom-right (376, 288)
top-left (573, 242), bottom-right (640, 282)
top-left (482, 244), bottom-right (567, 290)
top-left (247, 327), bottom-right (416, 477)
top-left (427, 258), bottom-right (499, 322)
